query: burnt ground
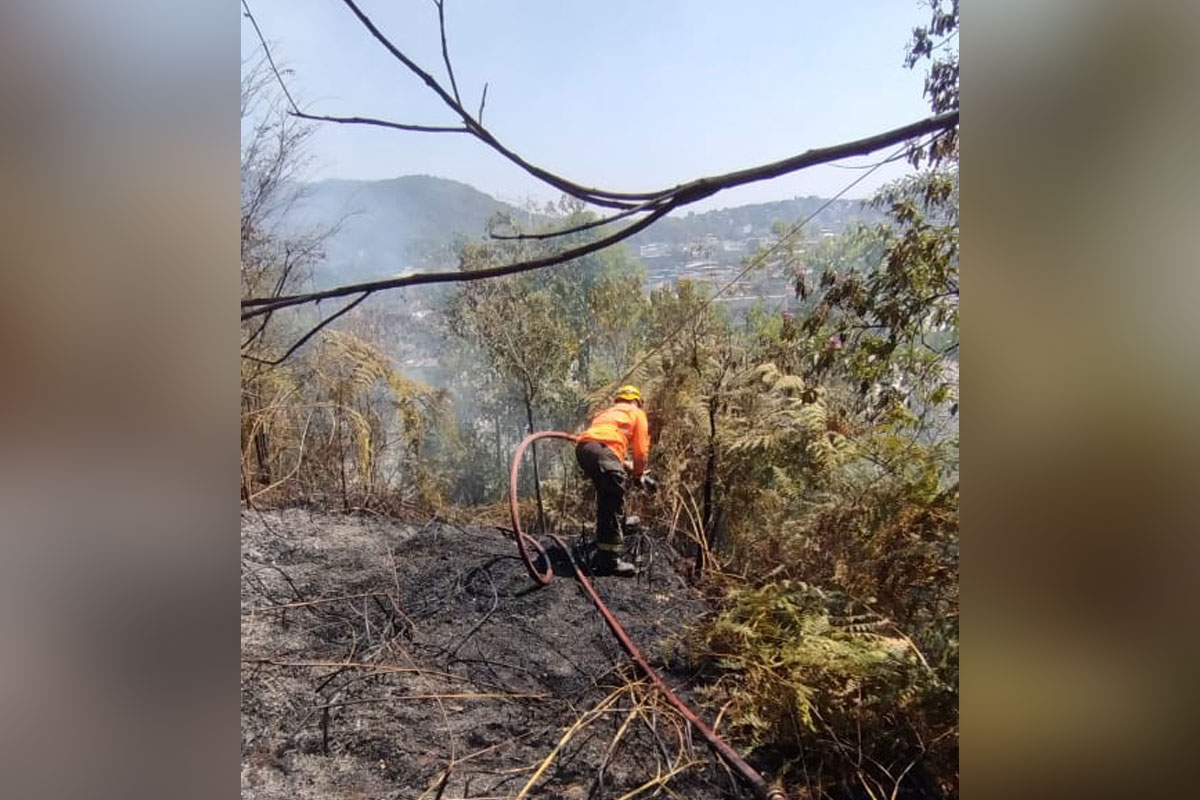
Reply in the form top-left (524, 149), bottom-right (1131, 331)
top-left (241, 509), bottom-right (755, 800)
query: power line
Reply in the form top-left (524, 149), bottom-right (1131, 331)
top-left (825, 146), bottom-right (914, 170)
top-left (615, 137), bottom-right (919, 387)
top-left (761, 133), bottom-right (940, 319)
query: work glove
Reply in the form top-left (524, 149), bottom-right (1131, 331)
top-left (638, 473), bottom-right (659, 493)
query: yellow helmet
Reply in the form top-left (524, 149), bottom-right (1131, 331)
top-left (615, 385), bottom-right (642, 404)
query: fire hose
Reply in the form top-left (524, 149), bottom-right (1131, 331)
top-left (508, 431), bottom-right (787, 800)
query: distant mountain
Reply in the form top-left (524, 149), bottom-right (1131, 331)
top-left (626, 196), bottom-right (884, 248)
top-left (278, 175), bottom-right (523, 286)
top-left (278, 174), bottom-right (883, 290)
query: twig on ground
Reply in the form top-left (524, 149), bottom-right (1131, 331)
top-left (513, 684), bottom-right (634, 800)
top-left (446, 565), bottom-right (499, 658)
top-left (593, 701), bottom-right (642, 796)
top-left (637, 706), bottom-right (675, 769)
top-left (243, 658), bottom-right (467, 683)
top-left (431, 734), bottom-right (548, 800)
top-left (311, 690), bottom-right (548, 710)
top-left (385, 541), bottom-right (419, 638)
top-left (247, 591), bottom-right (392, 613)
top-left (612, 758), bottom-right (704, 800)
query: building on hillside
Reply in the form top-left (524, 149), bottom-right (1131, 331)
top-left (745, 236), bottom-right (779, 251)
top-left (638, 243), bottom-right (672, 258)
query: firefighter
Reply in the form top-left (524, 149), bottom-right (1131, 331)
top-left (575, 385), bottom-right (656, 576)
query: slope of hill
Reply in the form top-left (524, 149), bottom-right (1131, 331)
top-left (627, 195), bottom-right (884, 248)
top-left (278, 174), bottom-right (885, 290)
top-left (279, 175), bottom-right (522, 286)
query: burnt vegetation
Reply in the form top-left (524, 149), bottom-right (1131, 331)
top-left (241, 1), bottom-right (959, 797)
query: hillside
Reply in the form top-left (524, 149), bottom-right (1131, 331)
top-left (277, 175), bottom-right (883, 290)
top-left (243, 166), bottom-right (960, 797)
top-left (279, 175), bottom-right (524, 286)
top-left (626, 195), bottom-right (884, 248)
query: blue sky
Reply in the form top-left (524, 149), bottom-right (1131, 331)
top-left (242, 0), bottom-right (934, 212)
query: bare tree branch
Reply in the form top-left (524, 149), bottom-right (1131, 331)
top-left (243, 292), bottom-right (371, 364)
top-left (243, 203), bottom-right (675, 320)
top-left (434, 0), bottom-right (462, 105)
top-left (652, 111), bottom-right (956, 201)
top-left (333, 0), bottom-right (657, 209)
top-left (242, 112), bottom-right (956, 318)
top-left (249, 0), bottom-right (957, 213)
top-left (489, 199), bottom-right (659, 241)
top-left (241, 0), bottom-right (299, 112)
top-left (240, 0), bottom-right (960, 367)
top-left (492, 120), bottom-right (950, 242)
top-left (291, 110), bottom-right (469, 134)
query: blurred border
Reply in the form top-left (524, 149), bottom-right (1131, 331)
top-left (0, 3), bottom-right (237, 800)
top-left (1, 1), bottom-right (1198, 799)
top-left (967, 0), bottom-right (1199, 797)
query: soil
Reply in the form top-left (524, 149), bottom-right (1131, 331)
top-left (241, 508), bottom-right (751, 800)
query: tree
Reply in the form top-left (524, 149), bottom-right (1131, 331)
top-left (440, 204), bottom-right (652, 508)
top-left (905, 0), bottom-right (960, 167)
top-left (238, 0), bottom-right (958, 335)
top-left (240, 53), bottom-right (322, 497)
top-left (237, 1), bottom-right (962, 793)
top-left (445, 261), bottom-right (579, 525)
top-left (241, 50), bottom-right (449, 511)
top-left (611, 279), bottom-right (737, 570)
top-left (648, 186), bottom-right (959, 795)
top-left (490, 200), bottom-right (650, 388)
top-left (633, 4), bottom-right (961, 791)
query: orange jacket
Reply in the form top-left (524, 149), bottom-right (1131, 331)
top-left (577, 401), bottom-right (650, 476)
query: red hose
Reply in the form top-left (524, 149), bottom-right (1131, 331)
top-left (508, 431), bottom-right (787, 800)
top-left (507, 430), bottom-right (570, 585)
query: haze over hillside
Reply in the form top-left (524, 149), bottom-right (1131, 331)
top-left (280, 175), bottom-right (519, 286)
top-left (278, 174), bottom-right (885, 291)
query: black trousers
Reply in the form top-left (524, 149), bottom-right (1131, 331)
top-left (575, 440), bottom-right (627, 553)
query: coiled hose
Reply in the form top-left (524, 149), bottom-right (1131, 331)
top-left (508, 431), bottom-right (787, 800)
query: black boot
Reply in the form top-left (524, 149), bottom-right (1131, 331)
top-left (592, 551), bottom-right (637, 577)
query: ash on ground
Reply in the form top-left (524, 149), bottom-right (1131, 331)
top-left (241, 509), bottom-right (750, 799)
